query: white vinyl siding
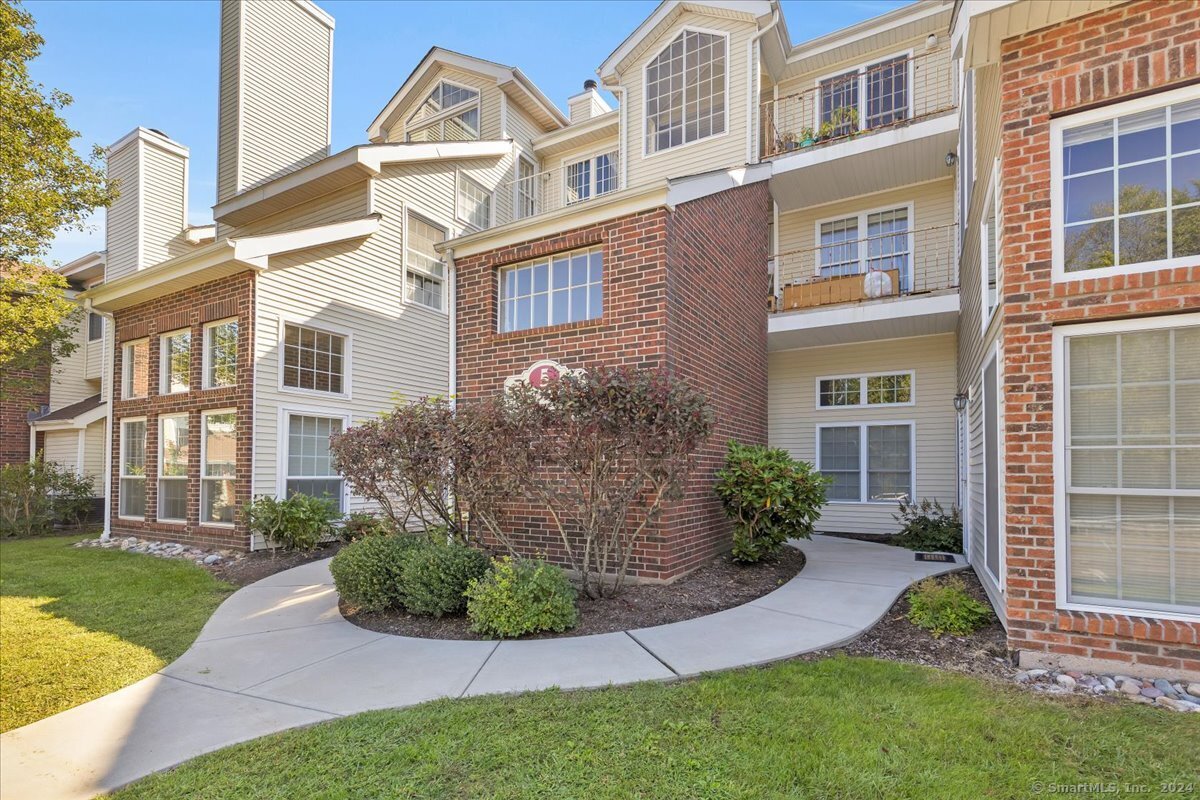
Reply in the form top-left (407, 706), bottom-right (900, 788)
top-left (119, 418), bottom-right (147, 519)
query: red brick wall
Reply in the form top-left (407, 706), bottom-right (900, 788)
top-left (999, 0), bottom-right (1200, 675)
top-left (109, 272), bottom-right (256, 550)
top-left (455, 182), bottom-right (770, 580)
top-left (0, 363), bottom-right (47, 465)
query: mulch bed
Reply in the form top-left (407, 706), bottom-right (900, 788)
top-left (205, 542), bottom-right (345, 587)
top-left (343, 546), bottom-right (807, 640)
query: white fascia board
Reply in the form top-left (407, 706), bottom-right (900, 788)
top-left (185, 225), bottom-right (217, 244)
top-left (666, 162), bottom-right (772, 208)
top-left (31, 404), bottom-right (108, 431)
top-left (58, 251), bottom-right (106, 278)
top-left (78, 240), bottom-right (258, 308)
top-left (532, 111), bottom-right (619, 149)
top-left (768, 292), bottom-right (961, 336)
top-left (358, 140), bottom-right (512, 171)
top-left (291, 0), bottom-right (335, 29)
top-left (107, 126), bottom-right (190, 159)
top-left (783, 1), bottom-right (952, 67)
top-left (231, 215), bottom-right (381, 261)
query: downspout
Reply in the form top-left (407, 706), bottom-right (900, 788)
top-left (748, 7), bottom-right (781, 165)
top-left (444, 247), bottom-right (457, 409)
top-left (84, 298), bottom-right (115, 542)
top-left (608, 80), bottom-right (628, 190)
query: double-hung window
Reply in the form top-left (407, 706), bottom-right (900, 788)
top-left (285, 413), bottom-right (345, 512)
top-left (1053, 89), bottom-right (1200, 280)
top-left (88, 312), bottom-right (103, 341)
top-left (158, 414), bottom-right (188, 522)
top-left (817, 206), bottom-right (911, 288)
top-left (201, 410), bottom-right (236, 525)
top-left (122, 339), bottom-right (149, 399)
top-left (457, 173), bottom-right (491, 230)
top-left (565, 151), bottom-right (619, 204)
top-left (645, 29), bottom-right (727, 154)
top-left (160, 330), bottom-right (190, 394)
top-left (980, 158), bottom-right (1001, 328)
top-left (818, 423), bottom-right (914, 504)
top-left (282, 323), bottom-right (346, 394)
top-left (203, 319), bottom-right (238, 389)
top-left (405, 212), bottom-right (447, 311)
top-left (1057, 317), bottom-right (1200, 616)
top-left (500, 247), bottom-right (602, 333)
top-left (406, 81), bottom-right (480, 143)
top-left (516, 157), bottom-right (537, 219)
top-left (119, 418), bottom-right (146, 518)
top-left (819, 54), bottom-right (910, 137)
top-left (817, 372), bottom-right (913, 408)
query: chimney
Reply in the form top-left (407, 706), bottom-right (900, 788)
top-left (567, 79), bottom-right (612, 124)
top-left (216, 0), bottom-right (334, 203)
top-left (104, 127), bottom-right (190, 281)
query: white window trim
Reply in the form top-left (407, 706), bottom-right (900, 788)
top-left (202, 318), bottom-right (238, 390)
top-left (455, 170), bottom-right (493, 231)
top-left (980, 157), bottom-right (1001, 334)
top-left (560, 149), bottom-right (620, 206)
top-left (404, 79), bottom-right (481, 141)
top-left (816, 420), bottom-right (917, 505)
top-left (813, 202), bottom-right (915, 282)
top-left (1050, 84), bottom-right (1200, 283)
top-left (276, 405), bottom-right (351, 513)
top-left (979, 343), bottom-right (1005, 587)
top-left (641, 25), bottom-right (732, 160)
top-left (157, 413), bottom-right (189, 524)
top-left (118, 416), bottom-right (147, 521)
top-left (200, 408), bottom-right (237, 528)
top-left (814, 370), bottom-right (916, 410)
top-left (277, 317), bottom-right (353, 400)
top-left (401, 204), bottom-right (449, 315)
top-left (496, 245), bottom-right (604, 334)
top-left (514, 154), bottom-right (537, 220)
top-left (87, 312), bottom-right (103, 342)
top-left (158, 329), bottom-right (191, 396)
top-left (121, 339), bottom-right (149, 400)
top-left (812, 49), bottom-right (915, 132)
top-left (1052, 312), bottom-right (1200, 623)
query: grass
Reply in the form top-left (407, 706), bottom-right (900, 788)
top-left (115, 656), bottom-right (1198, 800)
top-left (0, 534), bottom-right (234, 732)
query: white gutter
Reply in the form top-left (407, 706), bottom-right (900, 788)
top-left (445, 248), bottom-right (457, 409)
top-left (84, 298), bottom-right (115, 542)
top-left (748, 8), bottom-right (781, 165)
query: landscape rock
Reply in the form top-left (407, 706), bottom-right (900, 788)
top-left (1055, 674), bottom-right (1077, 689)
top-left (1140, 687), bottom-right (1164, 699)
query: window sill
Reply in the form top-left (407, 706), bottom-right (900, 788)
top-left (1057, 600), bottom-right (1200, 625)
top-left (494, 317), bottom-right (605, 341)
top-left (278, 385), bottom-right (352, 402)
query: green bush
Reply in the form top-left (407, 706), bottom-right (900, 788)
top-left (906, 576), bottom-right (993, 637)
top-left (892, 498), bottom-right (963, 554)
top-left (339, 511), bottom-right (393, 543)
top-left (330, 535), bottom-right (427, 612)
top-left (0, 458), bottom-right (94, 537)
top-left (465, 558), bottom-right (578, 638)
top-left (714, 441), bottom-right (829, 563)
top-left (398, 540), bottom-right (491, 617)
top-left (242, 493), bottom-right (341, 552)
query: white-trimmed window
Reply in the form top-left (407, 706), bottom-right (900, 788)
top-left (203, 319), bottom-right (238, 389)
top-left (201, 410), bottom-right (236, 525)
top-left (500, 247), bottom-right (602, 333)
top-left (980, 157), bottom-right (1001, 329)
top-left (817, 373), bottom-right (913, 408)
top-left (160, 330), bottom-right (190, 394)
top-left (818, 53), bottom-right (911, 136)
top-left (1052, 88), bottom-right (1200, 281)
top-left (284, 413), bottom-right (345, 512)
top-left (282, 323), bottom-right (346, 394)
top-left (122, 339), bottom-right (149, 399)
top-left (456, 173), bottom-right (491, 230)
top-left (645, 28), bottom-right (727, 154)
top-left (406, 81), bottom-right (480, 143)
top-left (565, 151), bottom-right (619, 204)
top-left (1057, 316), bottom-right (1200, 617)
top-left (158, 413), bottom-right (189, 522)
top-left (404, 211), bottom-right (447, 311)
top-left (516, 157), bottom-right (537, 219)
top-left (817, 206), bottom-right (911, 288)
top-left (818, 423), bottom-right (914, 504)
top-left (88, 312), bottom-right (103, 341)
top-left (119, 418), bottom-right (147, 518)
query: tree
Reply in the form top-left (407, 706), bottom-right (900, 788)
top-left (0, 261), bottom-right (80, 402)
top-left (1, 0), bottom-right (114, 262)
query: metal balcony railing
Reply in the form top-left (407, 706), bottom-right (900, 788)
top-left (770, 223), bottom-right (958, 312)
top-left (761, 48), bottom-right (956, 159)
top-left (492, 152), bottom-right (621, 228)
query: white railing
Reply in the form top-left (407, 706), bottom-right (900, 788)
top-left (492, 154), bottom-right (621, 228)
top-left (771, 223), bottom-right (958, 312)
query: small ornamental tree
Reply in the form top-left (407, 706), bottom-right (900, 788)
top-left (507, 367), bottom-right (713, 599)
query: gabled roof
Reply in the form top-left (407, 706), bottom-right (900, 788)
top-left (367, 47), bottom-right (568, 142)
top-left (30, 394), bottom-right (105, 429)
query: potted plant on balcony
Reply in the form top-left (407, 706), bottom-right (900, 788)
top-left (798, 127), bottom-right (815, 147)
top-left (779, 131), bottom-right (799, 152)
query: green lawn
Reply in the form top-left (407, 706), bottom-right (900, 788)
top-left (115, 656), bottom-right (1198, 800)
top-left (0, 534), bottom-right (234, 732)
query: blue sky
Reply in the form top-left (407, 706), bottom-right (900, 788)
top-left (27, 0), bottom-right (910, 265)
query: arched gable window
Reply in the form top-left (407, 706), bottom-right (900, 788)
top-left (644, 29), bottom-right (727, 154)
top-left (407, 80), bottom-right (480, 142)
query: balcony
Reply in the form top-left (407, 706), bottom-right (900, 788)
top-left (492, 154), bottom-right (621, 228)
top-left (768, 223), bottom-right (960, 350)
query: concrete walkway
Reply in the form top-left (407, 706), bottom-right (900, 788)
top-left (0, 535), bottom-right (963, 800)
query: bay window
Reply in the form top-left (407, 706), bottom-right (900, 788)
top-left (158, 414), bottom-right (188, 522)
top-left (500, 247), bottom-right (602, 333)
top-left (645, 28), bottom-right (727, 154)
top-left (285, 413), bottom-right (345, 511)
top-left (201, 410), bottom-right (237, 525)
top-left (818, 423), bottom-right (914, 503)
top-left (119, 418), bottom-right (146, 518)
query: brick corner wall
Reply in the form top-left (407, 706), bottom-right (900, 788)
top-left (0, 363), bottom-right (48, 465)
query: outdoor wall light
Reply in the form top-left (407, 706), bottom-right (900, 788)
top-left (945, 151), bottom-right (958, 168)
top-left (953, 393), bottom-right (969, 412)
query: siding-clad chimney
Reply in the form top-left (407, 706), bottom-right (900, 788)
top-left (567, 79), bottom-right (611, 124)
top-left (216, 0), bottom-right (334, 203)
top-left (104, 127), bottom-right (190, 281)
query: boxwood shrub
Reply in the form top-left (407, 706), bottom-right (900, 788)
top-left (398, 540), bottom-right (491, 617)
top-left (465, 558), bottom-right (578, 638)
top-left (330, 534), bottom-right (426, 612)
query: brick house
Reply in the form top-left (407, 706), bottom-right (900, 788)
top-left (9, 0), bottom-right (1195, 675)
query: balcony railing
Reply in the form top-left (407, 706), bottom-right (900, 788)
top-left (770, 223), bottom-right (958, 313)
top-left (492, 153), bottom-right (621, 228)
top-left (760, 48), bottom-right (956, 159)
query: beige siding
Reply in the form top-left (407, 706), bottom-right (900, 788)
top-left (622, 12), bottom-right (758, 189)
top-left (84, 419), bottom-right (106, 489)
top-left (104, 144), bottom-right (140, 280)
top-left (42, 431), bottom-right (79, 473)
top-left (768, 333), bottom-right (958, 535)
top-left (384, 67), bottom-right (503, 144)
top-left (48, 310), bottom-right (97, 410)
top-left (141, 143), bottom-right (189, 267)
top-left (233, 183), bottom-right (371, 237)
top-left (216, 0), bottom-right (241, 203)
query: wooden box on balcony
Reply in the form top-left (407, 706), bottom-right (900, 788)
top-left (780, 268), bottom-right (900, 310)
